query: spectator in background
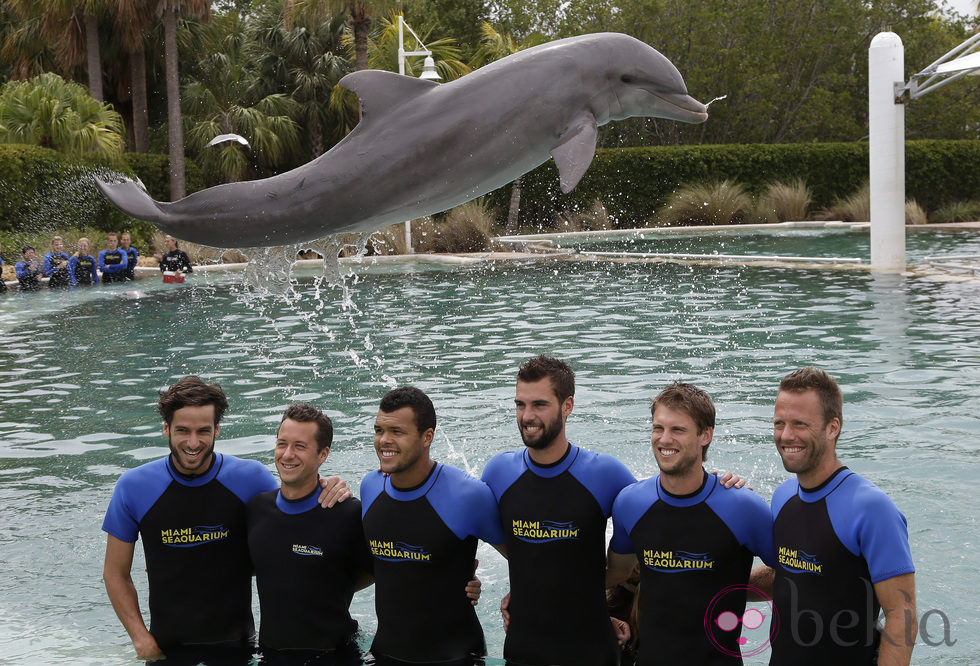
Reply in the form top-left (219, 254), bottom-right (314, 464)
top-left (155, 235), bottom-right (193, 276)
top-left (69, 238), bottom-right (100, 286)
top-left (119, 232), bottom-right (138, 281)
top-left (43, 236), bottom-right (72, 288)
top-left (15, 246), bottom-right (41, 291)
top-left (98, 232), bottom-right (128, 284)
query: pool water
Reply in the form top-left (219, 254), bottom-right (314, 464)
top-left (0, 245), bottom-right (977, 663)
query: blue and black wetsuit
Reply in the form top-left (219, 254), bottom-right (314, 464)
top-left (0, 257), bottom-right (6, 293)
top-left (98, 248), bottom-right (127, 283)
top-left (43, 251), bottom-right (71, 288)
top-left (101, 453), bottom-right (277, 650)
top-left (14, 260), bottom-right (40, 291)
top-left (122, 245), bottom-right (138, 280)
top-left (769, 467), bottom-right (915, 665)
top-left (68, 254), bottom-right (99, 285)
top-left (482, 444), bottom-right (636, 666)
top-left (361, 463), bottom-right (505, 665)
top-left (610, 471), bottom-right (775, 665)
top-left (246, 485), bottom-right (371, 661)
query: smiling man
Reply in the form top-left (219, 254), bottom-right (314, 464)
top-left (481, 355), bottom-right (637, 666)
top-left (246, 403), bottom-right (370, 665)
top-left (753, 368), bottom-right (916, 665)
top-left (101, 377), bottom-right (350, 664)
top-left (606, 382), bottom-right (774, 665)
top-left (361, 386), bottom-right (505, 666)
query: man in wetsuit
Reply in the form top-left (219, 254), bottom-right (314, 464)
top-left (68, 237), bottom-right (99, 286)
top-left (98, 232), bottom-right (128, 283)
top-left (482, 355), bottom-right (636, 666)
top-left (156, 235), bottom-right (193, 275)
top-left (15, 245), bottom-right (41, 291)
top-left (120, 231), bottom-right (138, 281)
top-left (246, 403), bottom-right (371, 665)
top-left (751, 367), bottom-right (916, 665)
top-left (43, 236), bottom-right (71, 288)
top-left (362, 386), bottom-right (505, 666)
top-left (606, 382), bottom-right (775, 665)
top-left (102, 376), bottom-right (351, 664)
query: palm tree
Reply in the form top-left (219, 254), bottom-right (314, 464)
top-left (0, 71), bottom-right (124, 155)
top-left (183, 12), bottom-right (301, 183)
top-left (113, 0), bottom-right (155, 153)
top-left (157, 0), bottom-right (209, 199)
top-left (248, 0), bottom-right (353, 159)
top-left (285, 0), bottom-right (395, 71)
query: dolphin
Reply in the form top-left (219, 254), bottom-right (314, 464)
top-left (94, 32), bottom-right (707, 248)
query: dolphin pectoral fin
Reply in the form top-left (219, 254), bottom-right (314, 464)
top-left (550, 113), bottom-right (598, 193)
top-left (339, 70), bottom-right (438, 123)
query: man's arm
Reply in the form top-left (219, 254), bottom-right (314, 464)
top-left (876, 572), bottom-right (916, 666)
top-left (605, 550), bottom-right (638, 589)
top-left (748, 564), bottom-right (774, 600)
top-left (103, 534), bottom-right (164, 661)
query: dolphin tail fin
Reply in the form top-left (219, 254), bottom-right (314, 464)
top-left (93, 175), bottom-right (167, 222)
top-left (550, 112), bottom-right (598, 193)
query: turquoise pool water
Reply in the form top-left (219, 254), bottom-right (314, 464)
top-left (0, 243), bottom-right (977, 663)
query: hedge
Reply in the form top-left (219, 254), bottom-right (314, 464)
top-left (486, 140), bottom-right (980, 227)
top-left (3, 140), bottom-right (980, 242)
top-left (0, 145), bottom-right (208, 235)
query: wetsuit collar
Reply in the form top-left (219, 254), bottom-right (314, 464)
top-left (797, 466), bottom-right (852, 502)
top-left (166, 452), bottom-right (221, 486)
top-left (275, 480), bottom-right (322, 514)
top-left (524, 443), bottom-right (578, 478)
top-left (656, 469), bottom-right (715, 507)
top-left (385, 462), bottom-right (442, 501)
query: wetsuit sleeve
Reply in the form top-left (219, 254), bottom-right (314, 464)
top-left (102, 462), bottom-right (174, 542)
top-left (217, 457), bottom-right (278, 503)
top-left (182, 251), bottom-right (193, 272)
top-left (609, 482), bottom-right (648, 554)
top-left (569, 452), bottom-right (637, 517)
top-left (91, 257), bottom-right (100, 284)
top-left (480, 451), bottom-right (526, 502)
top-left (428, 468), bottom-right (506, 546)
top-left (97, 250), bottom-right (107, 273)
top-left (830, 481), bottom-right (915, 583)
top-left (15, 261), bottom-right (33, 279)
top-left (360, 471), bottom-right (385, 516)
top-left (43, 253), bottom-right (55, 276)
top-left (708, 487), bottom-right (776, 567)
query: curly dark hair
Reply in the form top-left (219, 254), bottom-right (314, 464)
top-left (157, 375), bottom-right (228, 426)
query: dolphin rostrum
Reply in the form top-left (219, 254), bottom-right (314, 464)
top-left (95, 33), bottom-right (707, 248)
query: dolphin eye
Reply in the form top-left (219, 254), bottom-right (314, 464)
top-left (621, 74), bottom-right (635, 84)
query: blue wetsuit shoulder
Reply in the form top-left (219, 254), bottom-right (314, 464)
top-left (427, 464), bottom-right (505, 545)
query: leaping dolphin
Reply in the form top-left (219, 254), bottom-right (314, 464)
top-left (94, 32), bottom-right (707, 248)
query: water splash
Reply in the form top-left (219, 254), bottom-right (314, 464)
top-left (705, 94), bottom-right (728, 108)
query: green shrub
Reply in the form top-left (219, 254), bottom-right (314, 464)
top-left (756, 179), bottom-right (812, 223)
top-left (554, 200), bottom-right (613, 232)
top-left (819, 183), bottom-right (871, 222)
top-left (931, 200), bottom-right (980, 223)
top-left (656, 180), bottom-right (753, 226)
top-left (487, 141), bottom-right (980, 229)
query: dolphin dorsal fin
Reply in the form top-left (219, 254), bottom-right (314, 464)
top-left (339, 70), bottom-right (439, 122)
top-left (551, 112), bottom-right (598, 194)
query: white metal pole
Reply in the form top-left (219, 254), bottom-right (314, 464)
top-left (868, 32), bottom-right (906, 272)
top-left (397, 15), bottom-right (413, 252)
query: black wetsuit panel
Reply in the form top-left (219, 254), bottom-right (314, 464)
top-left (246, 488), bottom-right (370, 650)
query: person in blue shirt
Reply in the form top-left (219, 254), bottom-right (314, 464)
top-left (607, 382), bottom-right (775, 665)
top-left (15, 245), bottom-right (41, 291)
top-left (98, 232), bottom-right (128, 283)
top-left (120, 231), bottom-right (138, 281)
top-left (43, 236), bottom-right (71, 288)
top-left (68, 237), bottom-right (99, 286)
top-left (751, 367), bottom-right (916, 666)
